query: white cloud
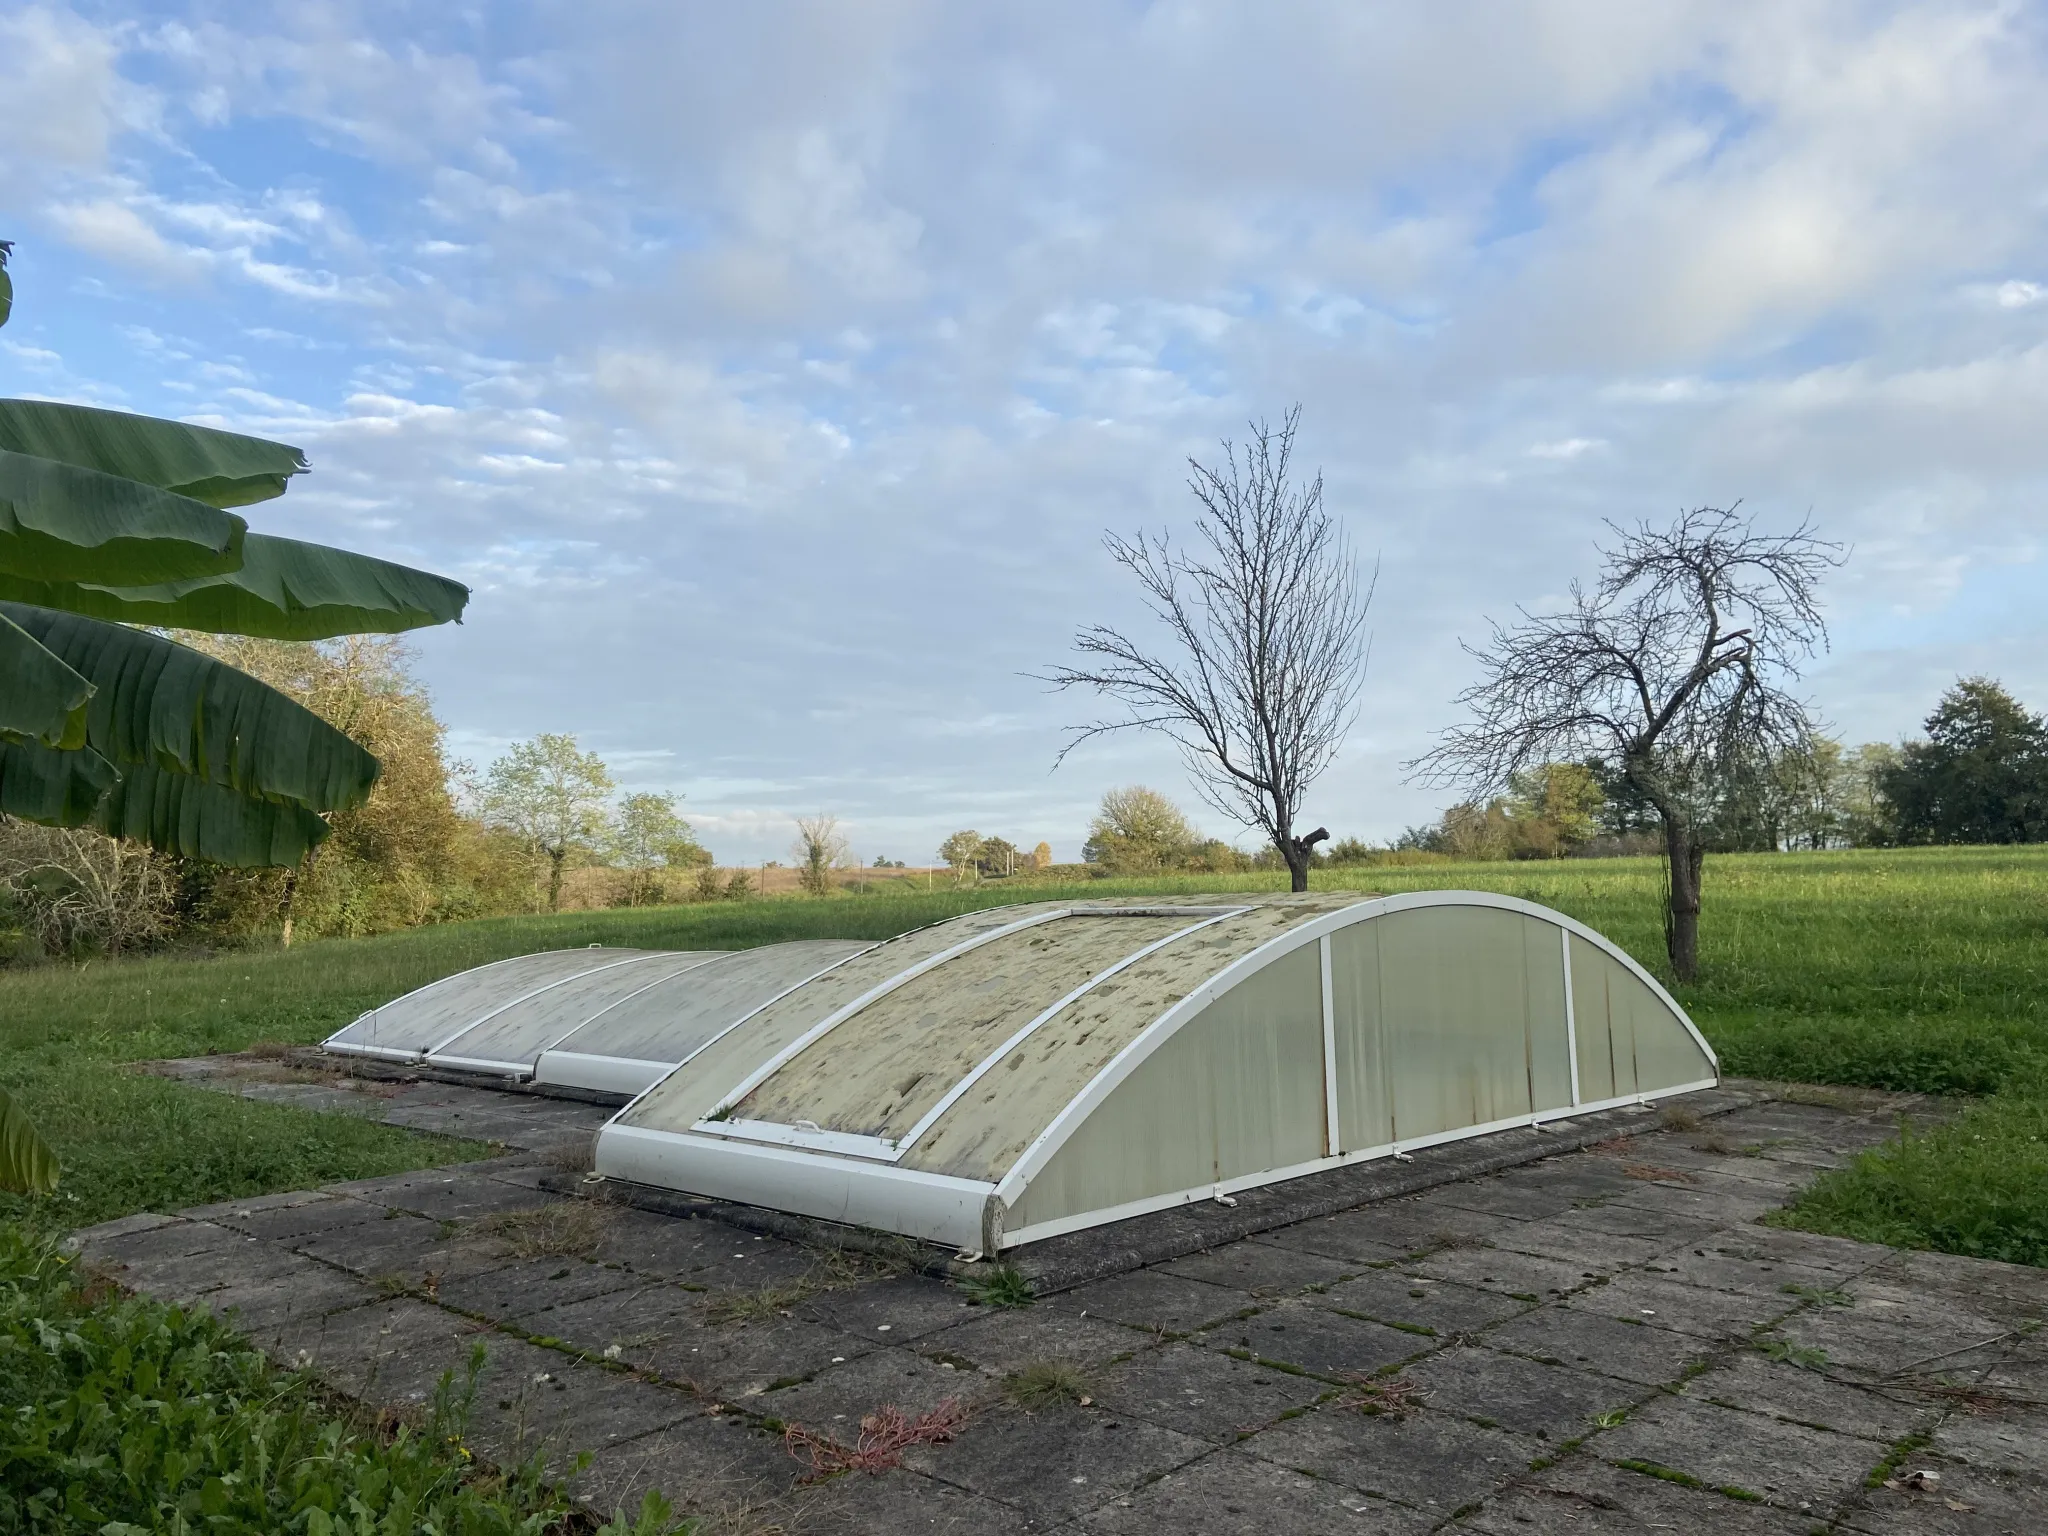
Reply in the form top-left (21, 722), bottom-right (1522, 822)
top-left (13, 0), bottom-right (2048, 859)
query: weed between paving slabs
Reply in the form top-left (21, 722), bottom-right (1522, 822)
top-left (60, 1078), bottom-right (2048, 1532)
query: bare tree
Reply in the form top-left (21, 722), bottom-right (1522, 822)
top-left (1409, 506), bottom-right (1841, 981)
top-left (1043, 409), bottom-right (1371, 892)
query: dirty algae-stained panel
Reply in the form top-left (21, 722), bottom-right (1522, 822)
top-left (432, 951), bottom-right (724, 1068)
top-left (327, 948), bottom-right (678, 1057)
top-left (549, 940), bottom-right (870, 1067)
top-left (733, 914), bottom-right (1193, 1139)
top-left (1379, 905), bottom-right (1538, 1143)
top-left (617, 902), bottom-right (1074, 1134)
top-left (1006, 941), bottom-right (1327, 1234)
top-left (907, 896), bottom-right (1356, 1182)
top-left (1521, 916), bottom-right (1574, 1115)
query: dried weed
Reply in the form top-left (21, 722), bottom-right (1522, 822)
top-left (783, 1399), bottom-right (969, 1481)
top-left (473, 1200), bottom-right (614, 1260)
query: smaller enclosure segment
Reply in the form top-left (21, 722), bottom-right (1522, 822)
top-left (322, 941), bottom-right (870, 1091)
top-left (596, 892), bottom-right (1716, 1252)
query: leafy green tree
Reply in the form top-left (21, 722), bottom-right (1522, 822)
top-left (975, 835), bottom-right (1019, 877)
top-left (938, 829), bottom-right (982, 883)
top-left (1082, 785), bottom-right (1200, 872)
top-left (793, 813), bottom-right (848, 897)
top-left (481, 734), bottom-right (615, 910)
top-left (611, 791), bottom-right (709, 905)
top-left (0, 240), bottom-right (466, 1191)
top-left (1881, 679), bottom-right (2048, 844)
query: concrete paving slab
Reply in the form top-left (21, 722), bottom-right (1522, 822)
top-left (1596, 1390), bottom-right (1884, 1509)
top-left (1078, 1446), bottom-right (1434, 1534)
top-left (271, 1297), bottom-right (483, 1402)
top-left (1246, 1401), bottom-right (1539, 1513)
top-left (1088, 1340), bottom-right (1330, 1441)
top-left (548, 1285), bottom-right (873, 1399)
top-left (1208, 1297), bottom-right (1432, 1380)
top-left (1542, 1198), bottom-right (1724, 1244)
top-left (569, 1408), bottom-right (798, 1525)
top-left (1314, 1267), bottom-right (1532, 1337)
top-left (1057, 1269), bottom-right (1256, 1336)
top-left (1837, 1454), bottom-right (2048, 1535)
top-left (1408, 1242), bottom-right (1605, 1300)
top-left (446, 1340), bottom-right (697, 1475)
top-left (1326, 1197), bottom-right (1513, 1256)
top-left (291, 1209), bottom-right (457, 1276)
top-left (793, 1465), bottom-right (1040, 1536)
top-left (1253, 1207), bottom-right (1421, 1266)
top-left (437, 1255), bottom-right (641, 1326)
top-left (327, 1165), bottom-right (564, 1221)
top-left (1572, 1270), bottom-right (1801, 1340)
top-left (1404, 1345), bottom-right (1636, 1441)
top-left (926, 1302), bottom-right (1147, 1375)
top-left (1487, 1302), bottom-right (1714, 1386)
top-left (758, 1345), bottom-right (990, 1434)
top-left (1773, 1298), bottom-right (2015, 1383)
top-left (1931, 1406), bottom-right (2048, 1481)
top-left (900, 1399), bottom-right (1212, 1529)
top-left (1157, 1238), bottom-right (1360, 1294)
top-left (1486, 1217), bottom-right (1673, 1272)
top-left (1456, 1455), bottom-right (1817, 1534)
top-left (794, 1273), bottom-right (979, 1342)
top-left (1683, 1350), bottom-right (1935, 1445)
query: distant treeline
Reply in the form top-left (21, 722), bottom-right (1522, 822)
top-left (3, 656), bottom-right (2040, 962)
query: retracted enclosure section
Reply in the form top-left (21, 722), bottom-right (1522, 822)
top-left (324, 948), bottom-right (691, 1064)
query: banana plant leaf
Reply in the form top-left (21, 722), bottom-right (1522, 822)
top-left (0, 735), bottom-right (117, 824)
top-left (0, 400), bottom-right (307, 509)
top-left (91, 757), bottom-right (332, 865)
top-left (0, 257), bottom-right (11, 330)
top-left (1, 603), bottom-right (379, 815)
top-left (0, 531), bottom-right (469, 639)
top-left (0, 1086), bottom-right (60, 1198)
top-left (0, 609), bottom-right (92, 748)
top-left (0, 448), bottom-right (247, 584)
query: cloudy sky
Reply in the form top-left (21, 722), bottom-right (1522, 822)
top-left (4, 2), bottom-right (2045, 863)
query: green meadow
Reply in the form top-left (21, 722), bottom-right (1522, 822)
top-left (4, 846), bottom-right (2045, 1257)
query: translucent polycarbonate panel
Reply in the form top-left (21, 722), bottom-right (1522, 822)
top-left (427, 952), bottom-right (724, 1070)
top-left (617, 902), bottom-right (1078, 1134)
top-left (1567, 934), bottom-right (1708, 1096)
top-left (905, 899), bottom-right (1348, 1181)
top-left (324, 949), bottom-right (669, 1058)
top-left (1007, 943), bottom-right (1326, 1234)
top-left (1379, 906), bottom-right (1536, 1142)
top-left (547, 940), bottom-right (871, 1068)
top-left (1522, 918), bottom-right (1574, 1115)
top-left (735, 915), bottom-right (1192, 1140)
top-left (1328, 922), bottom-right (1392, 1152)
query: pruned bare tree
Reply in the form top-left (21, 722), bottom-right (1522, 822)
top-left (1043, 408), bottom-right (1372, 892)
top-left (1408, 506), bottom-right (1842, 981)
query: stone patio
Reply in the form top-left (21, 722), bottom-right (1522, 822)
top-left (72, 1071), bottom-right (2048, 1534)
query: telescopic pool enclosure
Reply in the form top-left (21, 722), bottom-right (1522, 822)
top-left (324, 892), bottom-right (1715, 1253)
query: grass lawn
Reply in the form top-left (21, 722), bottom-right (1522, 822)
top-left (3, 845), bottom-right (2046, 1249)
